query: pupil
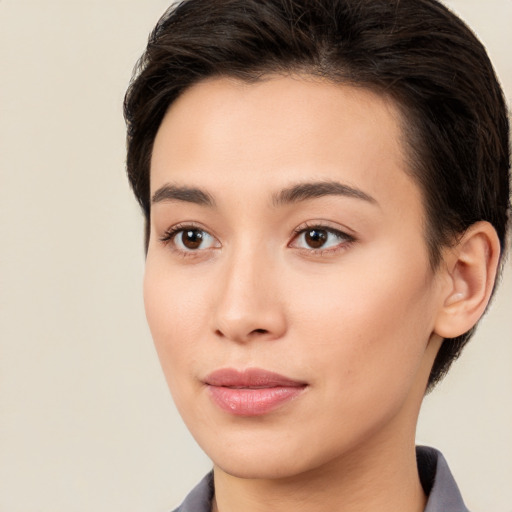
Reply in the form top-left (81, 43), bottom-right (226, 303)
top-left (306, 229), bottom-right (327, 248)
top-left (182, 230), bottom-right (203, 249)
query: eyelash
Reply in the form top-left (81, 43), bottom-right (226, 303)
top-left (160, 222), bottom-right (199, 243)
top-left (290, 222), bottom-right (356, 256)
top-left (159, 222), bottom-right (216, 258)
top-left (159, 222), bottom-right (356, 257)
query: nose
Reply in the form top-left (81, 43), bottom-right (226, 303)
top-left (212, 247), bottom-right (287, 344)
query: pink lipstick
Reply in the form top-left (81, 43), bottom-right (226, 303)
top-left (204, 368), bottom-right (307, 416)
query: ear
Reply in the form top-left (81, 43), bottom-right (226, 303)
top-left (434, 221), bottom-right (501, 339)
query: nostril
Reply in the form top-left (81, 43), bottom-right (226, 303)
top-left (251, 329), bottom-right (268, 335)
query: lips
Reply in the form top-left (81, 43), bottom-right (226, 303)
top-left (204, 368), bottom-right (307, 416)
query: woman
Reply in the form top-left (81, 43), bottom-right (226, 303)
top-left (124, 1), bottom-right (510, 510)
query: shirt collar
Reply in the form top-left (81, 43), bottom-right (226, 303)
top-left (417, 446), bottom-right (469, 512)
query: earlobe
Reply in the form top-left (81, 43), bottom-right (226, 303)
top-left (434, 221), bottom-right (501, 339)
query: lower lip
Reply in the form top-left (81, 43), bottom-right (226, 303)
top-left (207, 385), bottom-right (306, 416)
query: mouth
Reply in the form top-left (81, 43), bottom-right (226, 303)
top-left (203, 368), bottom-right (307, 416)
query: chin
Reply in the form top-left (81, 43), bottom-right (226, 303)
top-left (214, 452), bottom-right (313, 480)
top-left (195, 427), bottom-right (342, 481)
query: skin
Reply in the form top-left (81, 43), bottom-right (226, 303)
top-left (144, 75), bottom-right (496, 512)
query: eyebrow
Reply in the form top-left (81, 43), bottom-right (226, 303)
top-left (271, 180), bottom-right (378, 207)
top-left (151, 184), bottom-right (216, 207)
top-left (151, 180), bottom-right (377, 209)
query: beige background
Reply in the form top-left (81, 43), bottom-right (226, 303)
top-left (0, 1), bottom-right (511, 510)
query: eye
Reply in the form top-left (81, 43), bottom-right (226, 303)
top-left (160, 225), bottom-right (220, 253)
top-left (291, 225), bottom-right (354, 252)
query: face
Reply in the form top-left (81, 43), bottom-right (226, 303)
top-left (145, 76), bottom-right (445, 479)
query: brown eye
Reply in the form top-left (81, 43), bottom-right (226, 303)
top-left (181, 229), bottom-right (204, 249)
top-left (165, 227), bottom-right (220, 252)
top-left (291, 225), bottom-right (354, 253)
top-left (304, 229), bottom-right (328, 248)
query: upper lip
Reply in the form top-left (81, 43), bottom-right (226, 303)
top-left (204, 368), bottom-right (307, 388)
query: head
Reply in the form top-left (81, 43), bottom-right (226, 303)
top-left (125, 0), bottom-right (510, 392)
top-left (124, 0), bottom-right (510, 482)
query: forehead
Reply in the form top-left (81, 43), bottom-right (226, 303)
top-left (150, 75), bottom-right (422, 221)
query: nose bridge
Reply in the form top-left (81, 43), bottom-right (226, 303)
top-left (213, 239), bottom-right (285, 342)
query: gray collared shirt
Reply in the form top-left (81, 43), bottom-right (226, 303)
top-left (172, 446), bottom-right (469, 512)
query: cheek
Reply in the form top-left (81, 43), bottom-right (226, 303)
top-left (143, 256), bottom-right (210, 381)
top-left (286, 252), bottom-right (436, 392)
top-left (283, 273), bottom-right (434, 450)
